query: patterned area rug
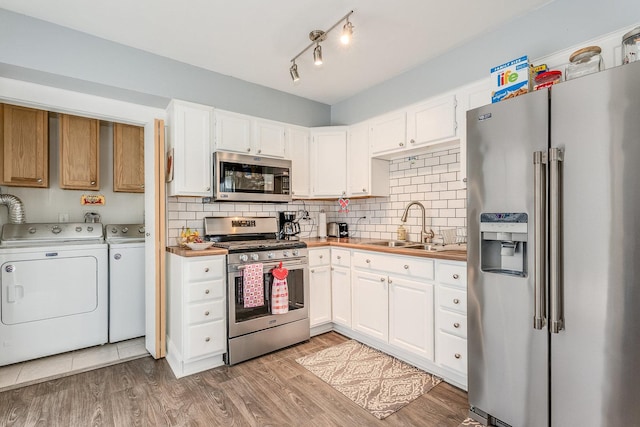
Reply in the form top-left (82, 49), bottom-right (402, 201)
top-left (459, 417), bottom-right (485, 426)
top-left (296, 340), bottom-right (442, 420)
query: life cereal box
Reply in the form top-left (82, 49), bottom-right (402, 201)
top-left (491, 55), bottom-right (529, 103)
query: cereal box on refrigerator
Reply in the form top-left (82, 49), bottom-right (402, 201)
top-left (491, 55), bottom-right (529, 103)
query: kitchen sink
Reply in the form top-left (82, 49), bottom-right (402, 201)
top-left (364, 240), bottom-right (416, 247)
top-left (405, 243), bottom-right (467, 252)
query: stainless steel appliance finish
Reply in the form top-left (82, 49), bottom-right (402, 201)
top-left (467, 61), bottom-right (640, 427)
top-left (212, 151), bottom-right (292, 202)
top-left (105, 223), bottom-right (146, 243)
top-left (327, 222), bottom-right (349, 238)
top-left (204, 216), bottom-right (309, 365)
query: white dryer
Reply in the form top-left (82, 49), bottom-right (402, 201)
top-left (105, 224), bottom-right (145, 343)
top-left (0, 223), bottom-right (108, 367)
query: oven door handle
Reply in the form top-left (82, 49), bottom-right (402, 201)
top-left (234, 259), bottom-right (306, 271)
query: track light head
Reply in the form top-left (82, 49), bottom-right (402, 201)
top-left (289, 62), bottom-right (300, 82)
top-left (313, 44), bottom-right (323, 66)
top-left (340, 20), bottom-right (353, 45)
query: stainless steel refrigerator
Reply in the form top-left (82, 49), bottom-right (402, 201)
top-left (466, 60), bottom-right (640, 427)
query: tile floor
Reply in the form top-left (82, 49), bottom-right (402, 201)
top-left (0, 337), bottom-right (149, 392)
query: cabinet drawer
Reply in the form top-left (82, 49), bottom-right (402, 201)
top-left (309, 248), bottom-right (330, 267)
top-left (437, 331), bottom-right (467, 374)
top-left (186, 257), bottom-right (225, 282)
top-left (187, 300), bottom-right (224, 325)
top-left (438, 262), bottom-right (467, 288)
top-left (352, 251), bottom-right (434, 280)
top-left (439, 286), bottom-right (467, 314)
top-left (331, 248), bottom-right (351, 267)
top-left (185, 320), bottom-right (226, 360)
top-left (186, 278), bottom-right (225, 303)
top-left (438, 308), bottom-right (467, 339)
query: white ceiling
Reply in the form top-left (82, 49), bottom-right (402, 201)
top-left (0, 0), bottom-right (552, 104)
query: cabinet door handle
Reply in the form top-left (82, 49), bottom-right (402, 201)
top-left (311, 269), bottom-right (315, 273)
top-left (336, 255), bottom-right (341, 260)
top-left (205, 289), bottom-right (210, 294)
top-left (319, 255), bottom-right (323, 259)
top-left (90, 181), bottom-right (96, 185)
top-left (453, 273), bottom-right (460, 279)
top-left (380, 277), bottom-right (385, 282)
top-left (257, 149), bottom-right (262, 154)
top-left (399, 142), bottom-right (404, 147)
top-left (404, 264), bottom-right (409, 269)
top-left (453, 298), bottom-right (460, 304)
top-left (453, 322), bottom-right (460, 328)
top-left (246, 148), bottom-right (251, 152)
top-left (205, 267), bottom-right (210, 272)
top-left (205, 311), bottom-right (210, 316)
top-left (362, 188), bottom-right (366, 192)
top-left (366, 259), bottom-right (371, 264)
top-left (454, 353), bottom-right (461, 359)
top-left (206, 186), bottom-right (211, 191)
top-left (410, 139), bottom-right (415, 144)
top-left (205, 337), bottom-right (211, 342)
top-left (388, 279), bottom-right (393, 284)
top-left (37, 178), bottom-right (43, 183)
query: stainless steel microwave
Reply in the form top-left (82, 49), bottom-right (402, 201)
top-left (212, 151), bottom-right (292, 202)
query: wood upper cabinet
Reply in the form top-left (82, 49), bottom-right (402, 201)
top-left (113, 123), bottom-right (144, 193)
top-left (59, 114), bottom-right (100, 190)
top-left (0, 104), bottom-right (49, 188)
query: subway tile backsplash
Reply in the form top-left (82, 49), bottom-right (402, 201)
top-left (167, 145), bottom-right (466, 245)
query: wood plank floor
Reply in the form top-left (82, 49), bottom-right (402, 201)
top-left (0, 332), bottom-right (469, 426)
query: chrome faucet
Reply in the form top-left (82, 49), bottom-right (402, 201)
top-left (400, 201), bottom-right (435, 243)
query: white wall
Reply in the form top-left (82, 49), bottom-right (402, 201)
top-left (0, 115), bottom-right (144, 225)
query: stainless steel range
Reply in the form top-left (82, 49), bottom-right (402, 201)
top-left (204, 216), bottom-right (309, 365)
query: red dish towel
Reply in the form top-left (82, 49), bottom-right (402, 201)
top-left (243, 263), bottom-right (264, 308)
top-left (271, 262), bottom-right (289, 314)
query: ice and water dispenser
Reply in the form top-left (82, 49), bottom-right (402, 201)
top-left (480, 213), bottom-right (528, 277)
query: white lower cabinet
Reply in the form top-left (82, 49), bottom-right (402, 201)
top-left (309, 248), bottom-right (332, 329)
top-left (351, 269), bottom-right (389, 342)
top-left (166, 253), bottom-right (227, 378)
top-left (435, 260), bottom-right (468, 378)
top-left (389, 276), bottom-right (434, 361)
top-left (330, 248), bottom-right (352, 328)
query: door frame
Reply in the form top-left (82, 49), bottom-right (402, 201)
top-left (0, 76), bottom-right (167, 358)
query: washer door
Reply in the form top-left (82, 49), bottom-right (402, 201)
top-left (2, 256), bottom-right (98, 325)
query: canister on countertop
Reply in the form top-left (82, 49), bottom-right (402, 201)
top-left (623, 27), bottom-right (640, 64)
top-left (534, 70), bottom-right (562, 91)
top-left (397, 224), bottom-right (407, 241)
top-left (565, 46), bottom-right (603, 80)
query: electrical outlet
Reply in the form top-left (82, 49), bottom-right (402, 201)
top-left (58, 213), bottom-right (69, 223)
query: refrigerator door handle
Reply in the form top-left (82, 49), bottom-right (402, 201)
top-left (533, 151), bottom-right (547, 330)
top-left (549, 147), bottom-right (564, 333)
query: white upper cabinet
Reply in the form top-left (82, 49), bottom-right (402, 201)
top-left (370, 111), bottom-right (407, 156)
top-left (406, 95), bottom-right (457, 148)
top-left (214, 110), bottom-right (252, 154)
top-left (214, 110), bottom-right (285, 158)
top-left (253, 119), bottom-right (286, 158)
top-left (166, 99), bottom-right (214, 197)
top-left (348, 123), bottom-right (389, 198)
top-left (310, 127), bottom-right (347, 198)
top-left (287, 125), bottom-right (310, 198)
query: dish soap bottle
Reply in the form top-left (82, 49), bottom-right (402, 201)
top-left (397, 224), bottom-right (407, 241)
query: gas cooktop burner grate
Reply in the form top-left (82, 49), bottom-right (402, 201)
top-left (209, 239), bottom-right (306, 253)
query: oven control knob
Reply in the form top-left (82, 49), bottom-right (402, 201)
top-left (52, 225), bottom-right (62, 234)
top-left (283, 251), bottom-right (290, 257)
top-left (251, 253), bottom-right (259, 261)
top-left (239, 254), bottom-right (249, 262)
top-left (122, 227), bottom-right (129, 233)
top-left (75, 227), bottom-right (82, 232)
top-left (267, 252), bottom-right (275, 259)
top-left (28, 227), bottom-right (37, 234)
top-left (292, 249), bottom-right (300, 257)
top-left (87, 226), bottom-right (94, 232)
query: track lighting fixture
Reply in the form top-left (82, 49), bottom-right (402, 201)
top-left (289, 61), bottom-right (300, 82)
top-left (289, 10), bottom-right (354, 82)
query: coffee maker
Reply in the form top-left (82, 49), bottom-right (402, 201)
top-left (278, 211), bottom-right (301, 240)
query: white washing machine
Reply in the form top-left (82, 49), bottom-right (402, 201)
top-left (105, 224), bottom-right (145, 343)
top-left (0, 223), bottom-right (108, 367)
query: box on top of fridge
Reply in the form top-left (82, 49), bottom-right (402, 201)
top-left (491, 55), bottom-right (529, 103)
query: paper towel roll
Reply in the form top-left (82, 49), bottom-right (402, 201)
top-left (318, 211), bottom-right (327, 238)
